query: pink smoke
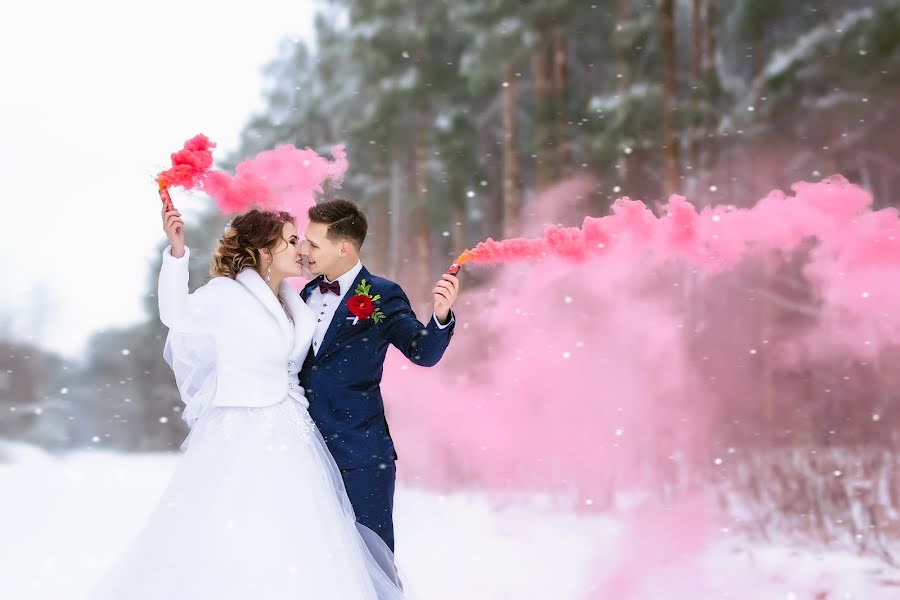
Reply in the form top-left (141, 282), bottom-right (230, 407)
top-left (380, 175), bottom-right (898, 597)
top-left (391, 176), bottom-right (900, 496)
top-left (157, 136), bottom-right (347, 229)
top-left (454, 176), bottom-right (900, 356)
top-left (586, 495), bottom-right (719, 599)
top-left (202, 144), bottom-right (348, 226)
top-left (386, 245), bottom-right (709, 497)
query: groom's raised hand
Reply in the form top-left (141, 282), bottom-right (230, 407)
top-left (432, 273), bottom-right (460, 325)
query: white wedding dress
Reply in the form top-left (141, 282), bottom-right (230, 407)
top-left (85, 247), bottom-right (405, 600)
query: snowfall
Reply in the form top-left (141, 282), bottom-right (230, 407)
top-left (2, 442), bottom-right (899, 599)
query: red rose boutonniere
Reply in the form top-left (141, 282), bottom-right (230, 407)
top-left (346, 279), bottom-right (385, 325)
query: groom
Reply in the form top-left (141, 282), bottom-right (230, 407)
top-left (298, 199), bottom-right (459, 551)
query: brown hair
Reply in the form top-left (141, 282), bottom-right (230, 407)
top-left (308, 199), bottom-right (368, 250)
top-left (209, 209), bottom-right (294, 278)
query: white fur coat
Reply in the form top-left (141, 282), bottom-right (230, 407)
top-left (158, 246), bottom-right (316, 426)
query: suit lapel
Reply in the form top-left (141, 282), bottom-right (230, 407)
top-left (300, 277), bottom-right (319, 302)
top-left (235, 268), bottom-right (293, 347)
top-left (315, 266), bottom-right (371, 363)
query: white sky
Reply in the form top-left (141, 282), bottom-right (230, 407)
top-left (0, 0), bottom-right (317, 358)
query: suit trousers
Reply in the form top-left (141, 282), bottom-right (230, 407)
top-left (340, 461), bottom-right (397, 551)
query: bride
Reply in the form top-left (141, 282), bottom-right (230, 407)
top-left (86, 206), bottom-right (405, 599)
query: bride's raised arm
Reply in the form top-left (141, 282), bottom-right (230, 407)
top-left (157, 206), bottom-right (223, 334)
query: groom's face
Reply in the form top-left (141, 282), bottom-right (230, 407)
top-left (302, 221), bottom-right (348, 278)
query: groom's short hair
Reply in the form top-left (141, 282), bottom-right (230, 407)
top-left (309, 199), bottom-right (368, 250)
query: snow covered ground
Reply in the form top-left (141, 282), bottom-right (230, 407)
top-left (2, 443), bottom-right (899, 599)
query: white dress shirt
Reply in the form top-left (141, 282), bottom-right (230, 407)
top-left (306, 261), bottom-right (452, 356)
top-left (306, 261), bottom-right (364, 356)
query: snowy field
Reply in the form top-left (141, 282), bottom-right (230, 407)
top-left (2, 443), bottom-right (899, 600)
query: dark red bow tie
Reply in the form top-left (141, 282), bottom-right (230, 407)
top-left (317, 279), bottom-right (341, 295)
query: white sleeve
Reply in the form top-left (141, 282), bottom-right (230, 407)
top-left (432, 313), bottom-right (454, 329)
top-left (157, 245), bottom-right (220, 334)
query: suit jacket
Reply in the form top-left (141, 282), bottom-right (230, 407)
top-left (299, 266), bottom-right (455, 469)
top-left (158, 246), bottom-right (316, 424)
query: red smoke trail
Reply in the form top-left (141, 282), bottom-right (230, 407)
top-left (154, 134), bottom-right (217, 210)
top-left (155, 134), bottom-right (217, 190)
top-left (459, 176), bottom-right (884, 275)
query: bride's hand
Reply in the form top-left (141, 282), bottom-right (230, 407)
top-left (161, 205), bottom-right (186, 258)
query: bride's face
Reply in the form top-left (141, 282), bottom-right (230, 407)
top-left (266, 221), bottom-right (303, 280)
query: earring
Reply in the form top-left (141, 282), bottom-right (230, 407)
top-left (264, 262), bottom-right (272, 283)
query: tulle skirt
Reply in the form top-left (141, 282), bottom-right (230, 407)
top-left (85, 399), bottom-right (405, 599)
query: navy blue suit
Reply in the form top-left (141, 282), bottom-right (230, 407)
top-left (299, 266), bottom-right (454, 550)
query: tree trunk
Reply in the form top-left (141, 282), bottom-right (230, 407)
top-left (368, 161), bottom-right (389, 275)
top-left (704, 0), bottom-right (716, 76)
top-left (413, 107), bottom-right (431, 287)
top-left (477, 122), bottom-right (503, 240)
top-left (552, 31), bottom-right (570, 176)
top-left (389, 155), bottom-right (405, 281)
top-left (689, 0), bottom-right (703, 191)
top-left (409, 1), bottom-right (430, 304)
top-left (702, 0), bottom-right (721, 199)
top-left (614, 0), bottom-right (633, 185)
top-left (660, 0), bottom-right (681, 196)
top-left (691, 0), bottom-right (702, 83)
top-left (450, 192), bottom-right (466, 265)
top-left (502, 62), bottom-right (522, 238)
top-left (531, 38), bottom-right (554, 189)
